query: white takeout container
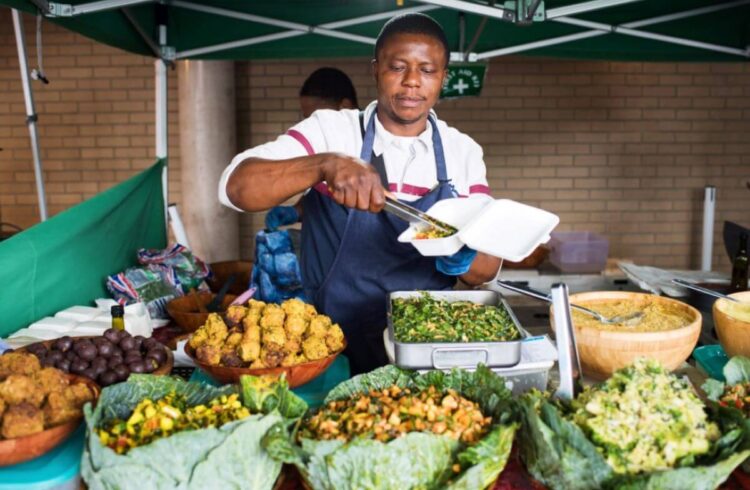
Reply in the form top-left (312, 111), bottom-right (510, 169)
top-left (398, 197), bottom-right (559, 261)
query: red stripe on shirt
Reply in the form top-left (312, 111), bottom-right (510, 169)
top-left (399, 183), bottom-right (430, 196)
top-left (388, 183), bottom-right (398, 192)
top-left (469, 184), bottom-right (491, 195)
top-left (286, 129), bottom-right (315, 156)
top-left (313, 182), bottom-right (332, 197)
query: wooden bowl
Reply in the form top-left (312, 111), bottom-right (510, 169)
top-left (22, 336), bottom-right (174, 378)
top-left (552, 291), bottom-right (701, 380)
top-left (207, 261), bottom-right (253, 295)
top-left (0, 374), bottom-right (100, 467)
top-left (184, 341), bottom-right (345, 387)
top-left (714, 291), bottom-right (750, 358)
top-left (166, 292), bottom-right (238, 333)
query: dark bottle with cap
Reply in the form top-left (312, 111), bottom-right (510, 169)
top-left (730, 232), bottom-right (749, 293)
top-left (111, 305), bottom-right (125, 331)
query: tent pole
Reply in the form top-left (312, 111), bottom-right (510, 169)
top-left (156, 23), bottom-right (168, 232)
top-left (12, 9), bottom-right (48, 222)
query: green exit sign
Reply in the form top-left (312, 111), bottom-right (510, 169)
top-left (441, 63), bottom-right (487, 99)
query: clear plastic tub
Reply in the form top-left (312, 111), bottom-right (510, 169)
top-left (548, 231), bottom-right (609, 273)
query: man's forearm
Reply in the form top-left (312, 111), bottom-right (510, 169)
top-left (460, 253), bottom-right (501, 286)
top-left (226, 156), bottom-right (325, 212)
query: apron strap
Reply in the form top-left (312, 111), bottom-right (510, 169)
top-left (359, 111), bottom-right (389, 188)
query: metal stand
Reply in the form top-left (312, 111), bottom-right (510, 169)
top-left (550, 283), bottom-right (581, 400)
top-left (12, 9), bottom-right (48, 222)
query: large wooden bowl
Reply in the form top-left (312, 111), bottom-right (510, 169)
top-left (714, 291), bottom-right (750, 358)
top-left (0, 374), bottom-right (99, 467)
top-left (22, 336), bottom-right (174, 378)
top-left (184, 341), bottom-right (345, 387)
top-left (207, 261), bottom-right (252, 295)
top-left (552, 291), bottom-right (701, 380)
top-left (166, 292), bottom-right (238, 333)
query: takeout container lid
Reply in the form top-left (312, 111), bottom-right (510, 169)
top-left (398, 197), bottom-right (559, 261)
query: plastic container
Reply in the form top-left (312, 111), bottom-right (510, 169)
top-left (693, 344), bottom-right (729, 381)
top-left (398, 197), bottom-right (559, 261)
top-left (548, 231), bottom-right (609, 273)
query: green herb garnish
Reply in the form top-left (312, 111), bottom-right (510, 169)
top-left (392, 293), bottom-right (520, 343)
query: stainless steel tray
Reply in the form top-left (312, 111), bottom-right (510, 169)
top-left (387, 290), bottom-right (527, 369)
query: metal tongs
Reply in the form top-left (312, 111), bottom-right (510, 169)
top-left (496, 281), bottom-right (643, 325)
top-left (383, 194), bottom-right (456, 235)
top-left (550, 283), bottom-right (583, 400)
top-left (495, 281), bottom-right (582, 398)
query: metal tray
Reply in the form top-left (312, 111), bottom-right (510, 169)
top-left (387, 290), bottom-right (527, 369)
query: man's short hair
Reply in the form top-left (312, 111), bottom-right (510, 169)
top-left (299, 67), bottom-right (359, 108)
top-left (375, 13), bottom-right (450, 68)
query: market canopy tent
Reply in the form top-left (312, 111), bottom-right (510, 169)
top-left (1, 0), bottom-right (748, 333)
top-left (4, 0), bottom-right (750, 62)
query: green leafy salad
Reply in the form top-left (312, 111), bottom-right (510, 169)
top-left (521, 359), bottom-right (750, 490)
top-left (392, 293), bottom-right (520, 343)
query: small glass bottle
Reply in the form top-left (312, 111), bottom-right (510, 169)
top-left (730, 232), bottom-right (749, 293)
top-left (111, 305), bottom-right (125, 331)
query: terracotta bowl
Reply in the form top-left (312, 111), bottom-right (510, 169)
top-left (22, 336), bottom-right (174, 377)
top-left (714, 291), bottom-right (750, 358)
top-left (184, 341), bottom-right (345, 387)
top-left (207, 261), bottom-right (252, 295)
top-left (0, 374), bottom-right (100, 467)
top-left (551, 291), bottom-right (701, 380)
top-left (166, 292), bottom-right (238, 333)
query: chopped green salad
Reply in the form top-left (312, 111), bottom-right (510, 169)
top-left (570, 359), bottom-right (720, 475)
top-left (392, 294), bottom-right (520, 343)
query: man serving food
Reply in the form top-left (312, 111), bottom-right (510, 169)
top-left (219, 13), bottom-right (500, 374)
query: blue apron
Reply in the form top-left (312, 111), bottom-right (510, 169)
top-left (301, 110), bottom-right (456, 374)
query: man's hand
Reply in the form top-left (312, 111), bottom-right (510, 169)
top-left (319, 153), bottom-right (386, 212)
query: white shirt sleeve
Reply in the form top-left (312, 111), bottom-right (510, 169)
top-left (462, 138), bottom-right (491, 196)
top-left (217, 113), bottom-right (332, 211)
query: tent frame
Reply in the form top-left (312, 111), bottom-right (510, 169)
top-left (10, 0), bottom-right (750, 225)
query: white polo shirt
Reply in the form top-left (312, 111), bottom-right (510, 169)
top-left (218, 101), bottom-right (490, 211)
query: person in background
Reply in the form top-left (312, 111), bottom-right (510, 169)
top-left (265, 67), bottom-right (360, 230)
top-left (221, 14), bottom-right (499, 374)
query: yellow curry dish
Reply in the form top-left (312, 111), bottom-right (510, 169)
top-left (572, 298), bottom-right (694, 332)
top-left (716, 298), bottom-right (750, 323)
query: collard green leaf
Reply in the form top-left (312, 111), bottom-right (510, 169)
top-left (723, 356), bottom-right (750, 386)
top-left (301, 433), bottom-right (459, 490)
top-left (240, 374), bottom-right (307, 419)
top-left (82, 374), bottom-right (304, 490)
top-left (702, 379), bottom-right (726, 401)
top-left (450, 424), bottom-right (517, 490)
top-left (189, 413), bottom-right (283, 490)
top-left (324, 365), bottom-right (415, 403)
top-left (519, 394), bottom-right (613, 490)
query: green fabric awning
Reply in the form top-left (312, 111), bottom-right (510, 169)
top-left (2, 0), bottom-right (749, 62)
top-left (0, 161), bottom-right (166, 337)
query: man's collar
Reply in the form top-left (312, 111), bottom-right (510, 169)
top-left (364, 101), bottom-right (435, 156)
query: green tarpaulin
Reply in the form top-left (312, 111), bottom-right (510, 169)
top-left (3, 0), bottom-right (750, 62)
top-left (0, 161), bottom-right (166, 337)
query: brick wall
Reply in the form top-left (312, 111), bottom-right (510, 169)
top-left (2, 10), bottom-right (749, 272)
top-left (236, 58), bottom-right (750, 271)
top-left (0, 11), bottom-right (181, 229)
